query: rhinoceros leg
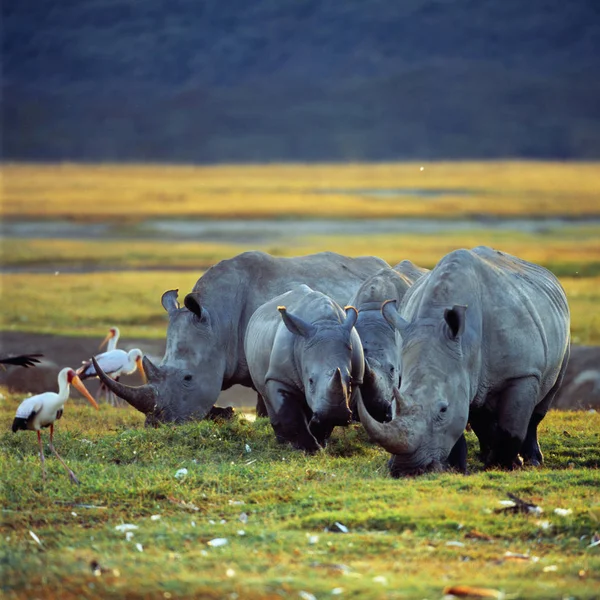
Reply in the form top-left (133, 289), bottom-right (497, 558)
top-left (255, 393), bottom-right (269, 418)
top-left (468, 406), bottom-right (497, 465)
top-left (487, 376), bottom-right (541, 469)
top-left (521, 349), bottom-right (570, 466)
top-left (447, 433), bottom-right (468, 473)
top-left (265, 380), bottom-right (321, 453)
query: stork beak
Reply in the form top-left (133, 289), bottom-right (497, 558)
top-left (99, 330), bottom-right (114, 350)
top-left (72, 375), bottom-right (99, 410)
top-left (136, 357), bottom-right (148, 384)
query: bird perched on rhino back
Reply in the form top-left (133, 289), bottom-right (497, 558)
top-left (245, 285), bottom-right (364, 451)
top-left (92, 251), bottom-right (388, 426)
top-left (358, 246), bottom-right (570, 477)
top-left (12, 367), bottom-right (99, 484)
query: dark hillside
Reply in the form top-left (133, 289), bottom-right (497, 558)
top-left (3, 0), bottom-right (600, 161)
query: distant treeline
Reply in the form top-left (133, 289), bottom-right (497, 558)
top-left (3, 0), bottom-right (600, 161)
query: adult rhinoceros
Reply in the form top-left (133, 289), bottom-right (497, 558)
top-left (245, 285), bottom-right (364, 451)
top-left (96, 251), bottom-right (388, 424)
top-left (358, 246), bottom-right (570, 476)
top-left (349, 260), bottom-right (428, 422)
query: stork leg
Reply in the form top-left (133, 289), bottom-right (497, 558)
top-left (49, 424), bottom-right (80, 485)
top-left (37, 430), bottom-right (46, 483)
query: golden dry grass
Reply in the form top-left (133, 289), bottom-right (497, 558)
top-left (3, 161), bottom-right (600, 219)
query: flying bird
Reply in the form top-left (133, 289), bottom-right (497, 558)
top-left (11, 367), bottom-right (99, 484)
top-left (0, 354), bottom-right (43, 369)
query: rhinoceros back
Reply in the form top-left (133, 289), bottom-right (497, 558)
top-left (401, 246), bottom-right (570, 403)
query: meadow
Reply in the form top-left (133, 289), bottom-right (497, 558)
top-left (1, 404), bottom-right (599, 600)
top-left (1, 161), bottom-right (600, 598)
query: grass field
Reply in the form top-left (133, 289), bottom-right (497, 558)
top-left (1, 402), bottom-right (599, 600)
top-left (3, 161), bottom-right (600, 220)
top-left (1, 161), bottom-right (600, 599)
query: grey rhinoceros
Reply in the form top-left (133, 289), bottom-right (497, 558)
top-left (358, 246), bottom-right (570, 476)
top-left (95, 251), bottom-right (388, 424)
top-left (349, 260), bottom-right (428, 422)
top-left (245, 285), bottom-right (364, 451)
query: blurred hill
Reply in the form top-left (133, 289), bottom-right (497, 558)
top-left (3, 0), bottom-right (600, 162)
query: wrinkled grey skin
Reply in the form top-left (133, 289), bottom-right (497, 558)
top-left (95, 251), bottom-right (388, 425)
top-left (245, 285), bottom-right (364, 451)
top-left (348, 260), bottom-right (428, 422)
top-left (358, 246), bottom-right (570, 476)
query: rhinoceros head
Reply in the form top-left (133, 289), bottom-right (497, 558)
top-left (358, 301), bottom-right (470, 475)
top-left (94, 289), bottom-right (227, 425)
top-left (354, 304), bottom-right (399, 422)
top-left (278, 304), bottom-right (361, 429)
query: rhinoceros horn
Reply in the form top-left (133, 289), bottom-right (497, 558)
top-left (328, 367), bottom-right (348, 399)
top-left (356, 387), bottom-right (414, 454)
top-left (92, 356), bottom-right (158, 415)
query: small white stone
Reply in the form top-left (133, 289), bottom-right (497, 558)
top-left (207, 538), bottom-right (228, 547)
top-left (150, 514), bottom-right (161, 521)
top-left (115, 524), bottom-right (138, 532)
top-left (174, 468), bottom-right (188, 479)
top-left (135, 543), bottom-right (143, 552)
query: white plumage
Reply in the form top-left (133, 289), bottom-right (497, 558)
top-left (12, 367), bottom-right (99, 484)
top-left (78, 348), bottom-right (146, 381)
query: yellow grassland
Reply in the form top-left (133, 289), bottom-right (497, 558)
top-left (1, 271), bottom-right (598, 344)
top-left (2, 161), bottom-right (600, 219)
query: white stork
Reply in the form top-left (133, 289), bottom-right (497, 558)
top-left (77, 348), bottom-right (147, 387)
top-left (11, 367), bottom-right (99, 484)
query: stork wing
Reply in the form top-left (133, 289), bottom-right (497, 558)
top-left (15, 394), bottom-right (45, 419)
top-left (91, 349), bottom-right (128, 377)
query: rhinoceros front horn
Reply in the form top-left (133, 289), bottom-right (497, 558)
top-left (356, 388), bottom-right (413, 455)
top-left (92, 357), bottom-right (157, 415)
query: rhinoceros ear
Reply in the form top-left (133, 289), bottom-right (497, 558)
top-left (343, 306), bottom-right (358, 332)
top-left (444, 305), bottom-right (467, 339)
top-left (184, 293), bottom-right (203, 319)
top-left (278, 306), bottom-right (316, 338)
top-left (381, 299), bottom-right (409, 334)
top-left (161, 289), bottom-right (180, 313)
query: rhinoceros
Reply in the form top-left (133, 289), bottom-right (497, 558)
top-left (349, 260), bottom-right (428, 422)
top-left (245, 285), bottom-right (364, 451)
top-left (358, 246), bottom-right (570, 476)
top-left (95, 251), bottom-right (388, 424)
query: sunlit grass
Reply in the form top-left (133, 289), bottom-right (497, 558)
top-left (3, 226), bottom-right (600, 276)
top-left (2, 270), bottom-right (599, 343)
top-left (1, 400), bottom-right (598, 600)
top-left (3, 161), bottom-right (600, 219)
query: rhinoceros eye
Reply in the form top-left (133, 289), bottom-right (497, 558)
top-left (183, 374), bottom-right (193, 382)
top-left (438, 401), bottom-right (449, 414)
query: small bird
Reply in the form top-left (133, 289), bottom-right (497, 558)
top-left (12, 367), bottom-right (99, 484)
top-left (0, 353), bottom-right (43, 369)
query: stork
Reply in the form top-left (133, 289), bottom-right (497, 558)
top-left (77, 348), bottom-right (147, 388)
top-left (11, 367), bottom-right (99, 484)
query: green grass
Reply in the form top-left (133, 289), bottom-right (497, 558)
top-left (1, 400), bottom-right (599, 599)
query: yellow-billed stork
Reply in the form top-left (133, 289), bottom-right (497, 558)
top-left (11, 367), bottom-right (99, 484)
top-left (77, 348), bottom-right (147, 385)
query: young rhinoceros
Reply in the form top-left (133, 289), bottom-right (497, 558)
top-left (245, 285), bottom-right (364, 452)
top-left (349, 260), bottom-right (428, 423)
